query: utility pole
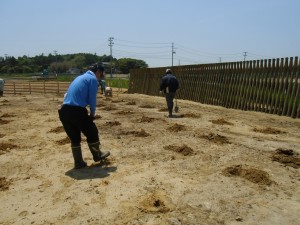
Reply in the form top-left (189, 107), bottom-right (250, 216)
top-left (172, 42), bottom-right (176, 67)
top-left (53, 50), bottom-right (58, 74)
top-left (108, 37), bottom-right (114, 78)
top-left (243, 51), bottom-right (247, 61)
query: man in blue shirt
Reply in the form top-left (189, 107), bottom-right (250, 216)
top-left (160, 69), bottom-right (179, 118)
top-left (58, 63), bottom-right (110, 169)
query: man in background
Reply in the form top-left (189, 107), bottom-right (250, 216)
top-left (160, 69), bottom-right (179, 118)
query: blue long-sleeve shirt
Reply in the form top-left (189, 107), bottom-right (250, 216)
top-left (63, 70), bottom-right (99, 116)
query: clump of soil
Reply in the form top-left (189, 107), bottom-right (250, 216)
top-left (126, 101), bottom-right (136, 105)
top-left (200, 132), bottom-right (230, 144)
top-left (164, 144), bottom-right (195, 156)
top-left (139, 104), bottom-right (155, 108)
top-left (182, 113), bottom-right (202, 118)
top-left (49, 126), bottom-right (65, 133)
top-left (105, 121), bottom-right (121, 126)
top-left (96, 102), bottom-right (106, 107)
top-left (158, 108), bottom-right (168, 112)
top-left (138, 190), bottom-right (175, 213)
top-left (271, 148), bottom-right (300, 169)
top-left (0, 133), bottom-right (5, 138)
top-left (210, 118), bottom-right (233, 125)
top-left (0, 143), bottom-right (18, 155)
top-left (93, 115), bottom-right (102, 120)
top-left (137, 116), bottom-right (155, 123)
top-left (114, 110), bottom-right (134, 115)
top-left (111, 100), bottom-right (125, 103)
top-left (1, 113), bottom-right (16, 118)
top-left (0, 118), bottom-right (11, 125)
top-left (55, 137), bottom-right (70, 145)
top-left (253, 127), bottom-right (284, 134)
top-left (222, 165), bottom-right (273, 185)
top-left (119, 129), bottom-right (150, 137)
top-left (0, 177), bottom-right (11, 191)
top-left (102, 106), bottom-right (117, 111)
top-left (167, 123), bottom-right (186, 132)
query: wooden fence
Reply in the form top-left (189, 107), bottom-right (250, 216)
top-left (3, 81), bottom-right (71, 95)
top-left (128, 57), bottom-right (300, 118)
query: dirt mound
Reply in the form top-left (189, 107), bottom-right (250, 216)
top-left (182, 113), bottom-right (201, 118)
top-left (1, 113), bottom-right (16, 118)
top-left (253, 127), bottom-right (284, 134)
top-left (138, 190), bottom-right (175, 213)
top-left (210, 118), bottom-right (233, 125)
top-left (164, 144), bottom-right (195, 156)
top-left (0, 143), bottom-right (18, 155)
top-left (200, 132), bottom-right (230, 144)
top-left (55, 137), bottom-right (70, 145)
top-left (0, 177), bottom-right (11, 191)
top-left (119, 129), bottom-right (150, 137)
top-left (271, 148), bottom-right (300, 168)
top-left (158, 108), bottom-right (168, 112)
top-left (105, 121), bottom-right (121, 126)
top-left (139, 104), bottom-right (155, 108)
top-left (49, 126), bottom-right (65, 133)
top-left (125, 101), bottom-right (136, 105)
top-left (114, 110), bottom-right (134, 115)
top-left (137, 116), bottom-right (155, 123)
top-left (0, 118), bottom-right (11, 125)
top-left (167, 123), bottom-right (186, 132)
top-left (102, 106), bottom-right (117, 111)
top-left (222, 165), bottom-right (273, 185)
top-left (111, 100), bottom-right (125, 103)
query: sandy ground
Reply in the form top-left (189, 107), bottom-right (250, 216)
top-left (0, 90), bottom-right (300, 225)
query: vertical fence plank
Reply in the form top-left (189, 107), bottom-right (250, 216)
top-left (274, 58), bottom-right (285, 115)
top-left (289, 57), bottom-right (299, 118)
top-left (242, 61), bottom-right (251, 110)
top-left (291, 69), bottom-right (299, 118)
top-left (284, 57), bottom-right (295, 117)
top-left (229, 62), bottom-right (238, 109)
top-left (248, 60), bottom-right (257, 111)
top-left (269, 59), bottom-right (279, 114)
top-left (236, 62), bottom-right (245, 109)
top-left (281, 58), bottom-right (291, 116)
top-left (263, 59), bottom-right (272, 113)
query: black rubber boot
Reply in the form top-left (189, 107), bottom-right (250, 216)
top-left (168, 108), bottom-right (173, 118)
top-left (88, 141), bottom-right (110, 162)
top-left (71, 144), bottom-right (87, 169)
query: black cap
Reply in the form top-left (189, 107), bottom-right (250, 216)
top-left (89, 63), bottom-right (105, 73)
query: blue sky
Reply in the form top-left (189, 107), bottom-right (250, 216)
top-left (0, 0), bottom-right (299, 67)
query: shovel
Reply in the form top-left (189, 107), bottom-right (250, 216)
top-left (174, 97), bottom-right (179, 113)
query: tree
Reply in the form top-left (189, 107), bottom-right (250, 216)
top-left (117, 58), bottom-right (148, 74)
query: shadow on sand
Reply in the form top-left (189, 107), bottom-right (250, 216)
top-left (65, 161), bottom-right (117, 180)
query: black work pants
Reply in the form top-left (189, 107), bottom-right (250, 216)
top-left (165, 92), bottom-right (175, 115)
top-left (58, 105), bottom-right (99, 145)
